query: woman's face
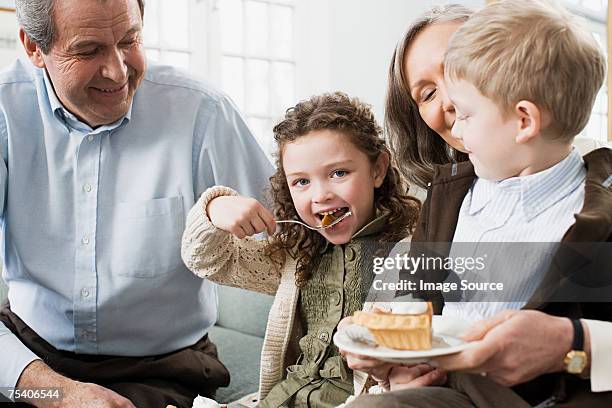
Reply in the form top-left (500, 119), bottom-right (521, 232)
top-left (404, 22), bottom-right (467, 153)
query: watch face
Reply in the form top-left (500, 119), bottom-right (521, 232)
top-left (566, 351), bottom-right (587, 374)
top-left (568, 357), bottom-right (583, 373)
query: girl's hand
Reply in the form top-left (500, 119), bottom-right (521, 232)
top-left (388, 364), bottom-right (448, 391)
top-left (344, 353), bottom-right (395, 390)
top-left (207, 196), bottom-right (276, 238)
top-left (338, 317), bottom-right (395, 388)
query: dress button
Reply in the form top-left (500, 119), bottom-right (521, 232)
top-left (330, 291), bottom-right (341, 306)
top-left (345, 247), bottom-right (355, 262)
top-left (81, 236), bottom-right (90, 245)
top-left (87, 135), bottom-right (94, 142)
top-left (81, 288), bottom-right (90, 298)
top-left (83, 184), bottom-right (92, 192)
top-left (319, 331), bottom-right (330, 342)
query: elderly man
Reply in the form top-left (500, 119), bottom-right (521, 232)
top-left (0, 0), bottom-right (273, 406)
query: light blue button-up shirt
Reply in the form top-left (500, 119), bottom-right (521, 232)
top-left (444, 148), bottom-right (586, 321)
top-left (0, 59), bottom-right (273, 390)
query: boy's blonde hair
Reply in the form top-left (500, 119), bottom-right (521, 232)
top-left (444, 0), bottom-right (606, 140)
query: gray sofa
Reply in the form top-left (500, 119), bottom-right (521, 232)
top-left (0, 279), bottom-right (6, 307)
top-left (0, 278), bottom-right (272, 404)
top-left (211, 285), bottom-right (273, 403)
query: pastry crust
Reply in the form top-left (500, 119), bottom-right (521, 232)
top-left (353, 302), bottom-right (433, 350)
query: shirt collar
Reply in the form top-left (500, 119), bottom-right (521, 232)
top-left (468, 148), bottom-right (585, 221)
top-left (42, 68), bottom-right (132, 135)
top-left (319, 212), bottom-right (388, 253)
top-left (520, 147), bottom-right (585, 220)
top-left (467, 178), bottom-right (498, 215)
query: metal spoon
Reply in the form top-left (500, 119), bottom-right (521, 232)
top-left (276, 211), bottom-right (352, 231)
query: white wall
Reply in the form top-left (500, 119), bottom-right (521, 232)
top-left (0, 0), bottom-right (486, 125)
top-left (296, 0), bottom-right (485, 123)
top-left (0, 10), bottom-right (20, 69)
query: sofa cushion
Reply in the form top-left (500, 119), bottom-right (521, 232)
top-left (215, 285), bottom-right (273, 338)
top-left (0, 278), bottom-right (7, 303)
top-left (208, 325), bottom-right (263, 404)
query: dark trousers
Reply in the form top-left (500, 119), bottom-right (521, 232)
top-left (0, 302), bottom-right (230, 408)
top-left (347, 372), bottom-right (529, 408)
top-left (346, 371), bottom-right (612, 408)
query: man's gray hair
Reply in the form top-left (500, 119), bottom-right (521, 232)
top-left (15, 0), bottom-right (145, 55)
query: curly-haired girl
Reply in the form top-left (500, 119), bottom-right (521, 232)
top-left (181, 92), bottom-right (420, 407)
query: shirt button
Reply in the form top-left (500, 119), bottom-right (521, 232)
top-left (83, 184), bottom-right (92, 193)
top-left (319, 331), bottom-right (330, 342)
top-left (81, 236), bottom-right (90, 245)
top-left (87, 135), bottom-right (94, 142)
top-left (345, 247), bottom-right (355, 262)
top-left (81, 288), bottom-right (90, 298)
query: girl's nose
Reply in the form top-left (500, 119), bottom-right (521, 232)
top-left (312, 184), bottom-right (333, 204)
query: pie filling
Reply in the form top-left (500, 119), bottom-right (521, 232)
top-left (318, 207), bottom-right (349, 227)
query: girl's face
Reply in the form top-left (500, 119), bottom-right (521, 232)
top-left (404, 21), bottom-right (467, 153)
top-left (282, 129), bottom-right (388, 245)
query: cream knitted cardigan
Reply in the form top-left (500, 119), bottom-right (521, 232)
top-left (181, 186), bottom-right (375, 406)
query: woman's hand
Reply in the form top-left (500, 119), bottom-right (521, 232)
top-left (389, 364), bottom-right (447, 391)
top-left (432, 310), bottom-right (578, 386)
top-left (207, 196), bottom-right (276, 238)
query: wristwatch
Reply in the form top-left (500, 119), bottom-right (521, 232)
top-left (563, 318), bottom-right (588, 375)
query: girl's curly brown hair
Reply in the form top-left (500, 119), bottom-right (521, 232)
top-left (265, 92), bottom-right (421, 288)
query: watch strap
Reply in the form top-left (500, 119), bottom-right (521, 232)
top-left (570, 318), bottom-right (584, 351)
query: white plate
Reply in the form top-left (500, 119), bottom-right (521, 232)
top-left (334, 315), bottom-right (477, 364)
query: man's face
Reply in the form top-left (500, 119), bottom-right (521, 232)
top-left (38, 0), bottom-right (145, 127)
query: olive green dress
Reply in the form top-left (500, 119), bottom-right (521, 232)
top-left (259, 216), bottom-right (387, 408)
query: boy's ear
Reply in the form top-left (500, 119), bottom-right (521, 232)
top-left (373, 152), bottom-right (390, 188)
top-left (514, 100), bottom-right (547, 144)
top-left (20, 29), bottom-right (46, 68)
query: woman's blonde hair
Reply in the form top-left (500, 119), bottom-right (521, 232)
top-left (386, 4), bottom-right (473, 190)
top-left (266, 92), bottom-right (421, 287)
top-left (445, 0), bottom-right (606, 140)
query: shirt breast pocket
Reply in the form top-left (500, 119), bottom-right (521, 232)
top-left (108, 196), bottom-right (185, 278)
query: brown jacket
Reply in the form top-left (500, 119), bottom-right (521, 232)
top-left (409, 148), bottom-right (612, 406)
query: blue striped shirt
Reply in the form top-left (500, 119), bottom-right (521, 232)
top-left (443, 148), bottom-right (586, 321)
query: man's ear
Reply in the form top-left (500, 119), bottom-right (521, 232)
top-left (20, 29), bottom-right (45, 68)
top-left (514, 100), bottom-right (547, 144)
top-left (373, 151), bottom-right (390, 188)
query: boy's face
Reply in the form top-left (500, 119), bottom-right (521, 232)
top-left (282, 130), bottom-right (387, 245)
top-left (446, 78), bottom-right (525, 181)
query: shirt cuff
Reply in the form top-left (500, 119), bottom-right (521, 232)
top-left (583, 319), bottom-right (612, 392)
top-left (0, 329), bottom-right (41, 400)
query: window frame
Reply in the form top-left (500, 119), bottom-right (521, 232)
top-left (143, 0), bottom-right (196, 72)
top-left (207, 0), bottom-right (298, 154)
